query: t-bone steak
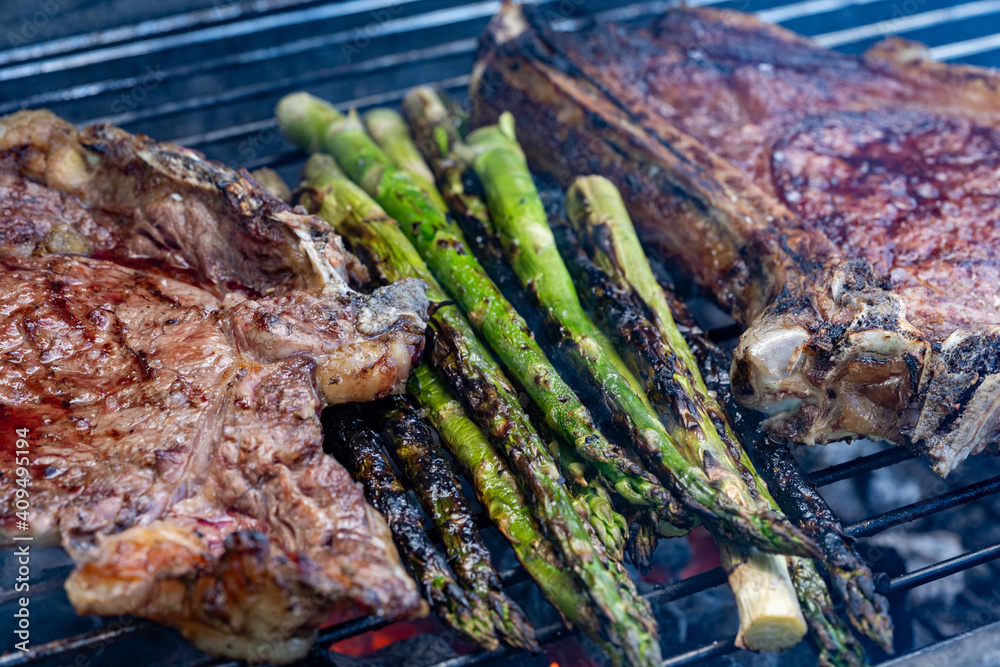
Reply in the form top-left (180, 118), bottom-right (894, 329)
top-left (0, 110), bottom-right (430, 662)
top-left (471, 4), bottom-right (1000, 475)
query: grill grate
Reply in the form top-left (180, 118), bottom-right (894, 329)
top-left (2, 0), bottom-right (1000, 665)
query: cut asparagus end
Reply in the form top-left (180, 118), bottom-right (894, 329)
top-left (299, 154), bottom-right (387, 225)
top-left (723, 546), bottom-right (807, 652)
top-left (275, 92), bottom-right (343, 152)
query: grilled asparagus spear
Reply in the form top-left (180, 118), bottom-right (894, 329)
top-left (401, 87), bottom-right (693, 539)
top-left (453, 114), bottom-right (803, 647)
top-left (564, 176), bottom-right (871, 664)
top-left (788, 558), bottom-right (868, 667)
top-left (294, 153), bottom-right (660, 667)
top-left (407, 365), bottom-right (624, 662)
top-left (459, 113), bottom-right (815, 559)
top-left (380, 396), bottom-right (538, 651)
top-left (665, 294), bottom-right (883, 663)
top-left (278, 93), bottom-right (670, 517)
top-left (568, 174), bottom-right (890, 653)
top-left (363, 108), bottom-right (447, 211)
top-left (325, 403), bottom-right (499, 650)
top-left (369, 93), bottom-right (646, 558)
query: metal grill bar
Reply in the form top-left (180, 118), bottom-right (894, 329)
top-left (91, 38), bottom-right (475, 127)
top-left (168, 75), bottom-right (470, 147)
top-left (811, 448), bottom-right (918, 487)
top-left (0, 621), bottom-right (156, 667)
top-left (0, 0), bottom-right (444, 82)
top-left (888, 543), bottom-right (1000, 594)
top-left (0, 0), bottom-right (321, 67)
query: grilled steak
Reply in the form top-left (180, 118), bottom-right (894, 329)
top-left (0, 111), bottom-right (430, 662)
top-left (471, 4), bottom-right (1000, 475)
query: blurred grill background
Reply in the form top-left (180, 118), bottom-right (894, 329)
top-left (2, 1), bottom-right (1000, 666)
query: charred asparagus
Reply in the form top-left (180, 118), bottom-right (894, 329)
top-left (325, 404), bottom-right (499, 650)
top-left (460, 113), bottom-right (815, 560)
top-left (372, 92), bottom-right (643, 557)
top-left (380, 396), bottom-right (537, 651)
top-left (363, 108), bottom-right (448, 211)
top-left (284, 92), bottom-right (671, 517)
top-left (565, 176), bottom-right (872, 664)
top-left (400, 87), bottom-right (690, 539)
top-left (454, 115), bottom-right (805, 646)
top-left (407, 365), bottom-right (624, 662)
top-left (294, 153), bottom-right (660, 667)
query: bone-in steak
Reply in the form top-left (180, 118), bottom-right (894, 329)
top-left (0, 111), bottom-right (429, 662)
top-left (471, 4), bottom-right (1000, 475)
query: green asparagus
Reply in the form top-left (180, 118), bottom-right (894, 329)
top-left (401, 87), bottom-right (690, 534)
top-left (363, 107), bottom-right (447, 211)
top-left (282, 92), bottom-right (670, 517)
top-left (565, 176), bottom-right (871, 664)
top-left (408, 365), bottom-right (624, 662)
top-left (294, 153), bottom-right (660, 667)
top-left (460, 114), bottom-right (816, 559)
top-left (380, 396), bottom-right (537, 651)
top-left (326, 403), bottom-right (499, 650)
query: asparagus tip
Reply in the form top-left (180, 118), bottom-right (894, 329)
top-left (486, 590), bottom-right (540, 652)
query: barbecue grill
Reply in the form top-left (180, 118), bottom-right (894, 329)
top-left (2, 0), bottom-right (1000, 665)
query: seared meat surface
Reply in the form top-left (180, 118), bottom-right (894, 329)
top-left (471, 5), bottom-right (1000, 475)
top-left (0, 111), bottom-right (429, 662)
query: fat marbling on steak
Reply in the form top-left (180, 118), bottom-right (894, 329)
top-left (0, 110), bottom-right (430, 662)
top-left (471, 3), bottom-right (1000, 475)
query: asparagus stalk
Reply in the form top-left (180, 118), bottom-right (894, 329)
top-left (380, 94), bottom-right (689, 549)
top-left (408, 365), bottom-right (624, 663)
top-left (284, 93), bottom-right (671, 519)
top-left (295, 154), bottom-right (660, 667)
top-left (426, 302), bottom-right (661, 667)
top-left (459, 113), bottom-right (816, 559)
top-left (325, 403), bottom-right (499, 650)
top-left (670, 303), bottom-right (871, 666)
top-left (363, 108), bottom-right (448, 212)
top-left (564, 177), bottom-right (872, 663)
top-left (401, 87), bottom-right (689, 537)
top-left (380, 396), bottom-right (538, 651)
top-left (568, 175), bottom-right (890, 654)
top-left (754, 442), bottom-right (892, 651)
top-left (675, 296), bottom-right (888, 659)
top-left (553, 216), bottom-right (812, 649)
